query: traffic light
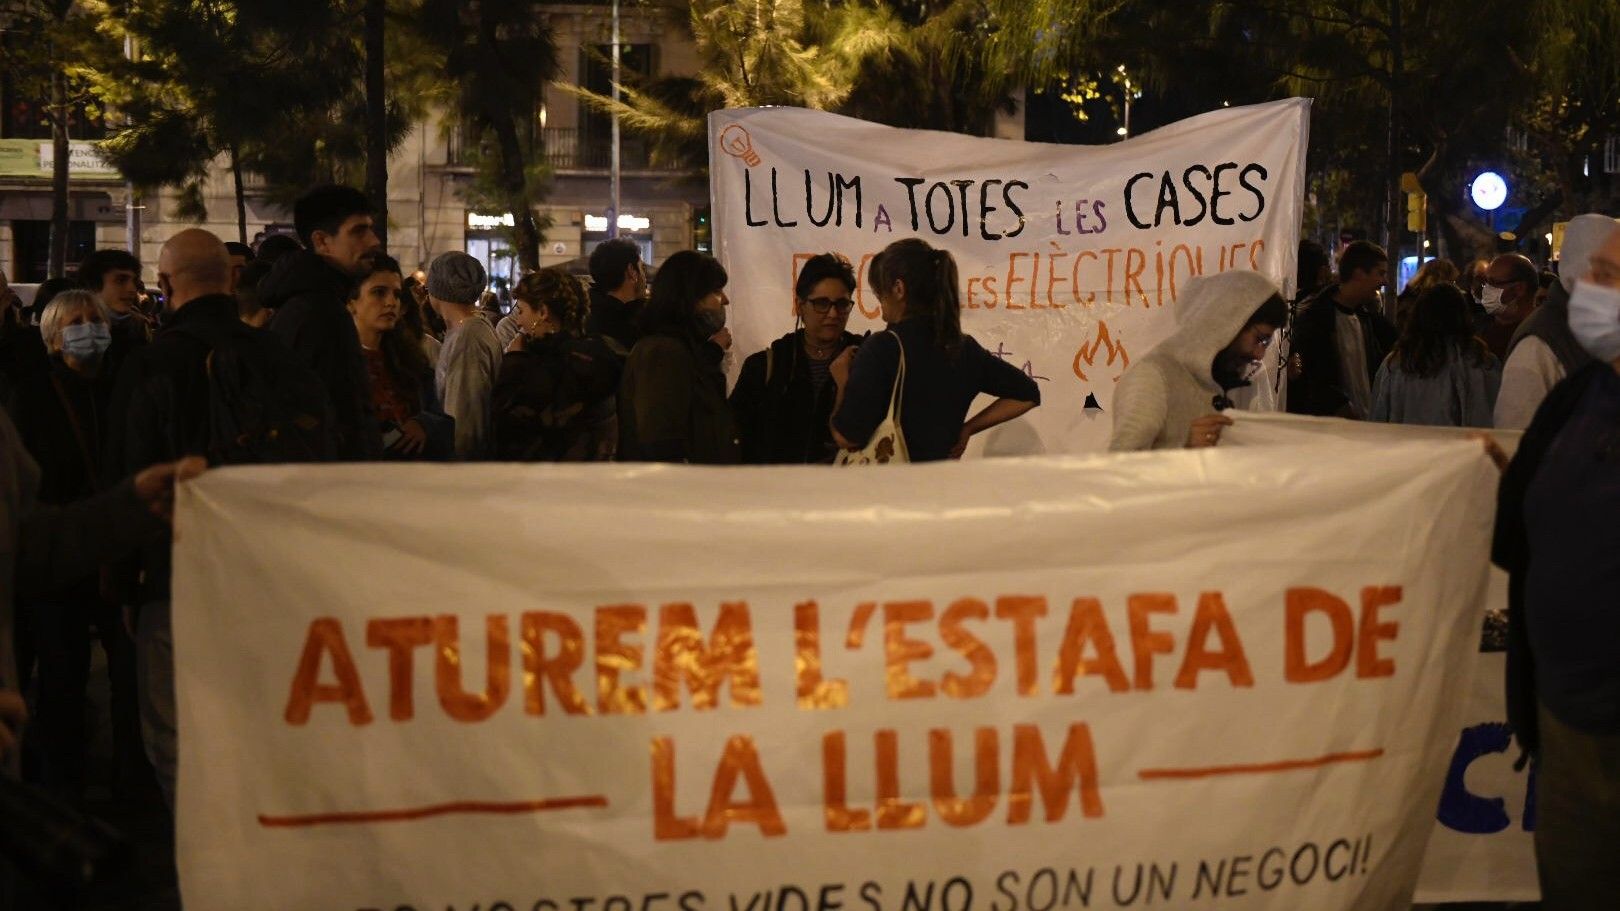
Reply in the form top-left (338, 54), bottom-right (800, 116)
top-left (1406, 190), bottom-right (1427, 233)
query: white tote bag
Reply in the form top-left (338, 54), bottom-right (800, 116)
top-left (835, 332), bottom-right (910, 465)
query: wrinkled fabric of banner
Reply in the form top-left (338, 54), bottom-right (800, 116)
top-left (1224, 411), bottom-right (1539, 902)
top-left (709, 101), bottom-right (1310, 455)
top-left (174, 442), bottom-right (1492, 911)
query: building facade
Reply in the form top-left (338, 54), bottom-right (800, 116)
top-left (0, 3), bottom-right (706, 287)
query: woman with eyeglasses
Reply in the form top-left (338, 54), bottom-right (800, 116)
top-left (730, 253), bottom-right (863, 464)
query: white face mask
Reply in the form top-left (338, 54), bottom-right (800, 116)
top-left (1568, 279), bottom-right (1620, 362)
top-left (1479, 284), bottom-right (1508, 315)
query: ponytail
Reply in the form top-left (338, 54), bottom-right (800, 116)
top-left (875, 238), bottom-right (964, 359)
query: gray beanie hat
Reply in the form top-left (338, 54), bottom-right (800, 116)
top-left (427, 251), bottom-right (487, 305)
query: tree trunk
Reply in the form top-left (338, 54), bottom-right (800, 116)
top-left (365, 0), bottom-right (388, 251)
top-left (230, 144), bottom-right (248, 244)
top-left (48, 67), bottom-right (71, 279)
top-left (494, 117), bottom-right (540, 272)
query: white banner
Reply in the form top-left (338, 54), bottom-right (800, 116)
top-left (175, 440), bottom-right (1492, 911)
top-left (1223, 412), bottom-right (1539, 902)
top-left (709, 100), bottom-right (1310, 454)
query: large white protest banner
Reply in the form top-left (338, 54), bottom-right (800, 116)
top-left (709, 100), bottom-right (1310, 454)
top-left (175, 440), bottom-right (1492, 911)
top-left (1223, 411), bottom-right (1541, 903)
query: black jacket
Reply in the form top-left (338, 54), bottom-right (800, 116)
top-left (493, 333), bottom-right (622, 461)
top-left (9, 358), bottom-right (107, 506)
top-left (586, 286), bottom-right (642, 353)
top-left (1286, 285), bottom-right (1397, 417)
top-left (618, 330), bottom-right (738, 464)
top-left (730, 330), bottom-right (860, 464)
top-left (262, 251), bottom-right (383, 460)
top-left (1491, 360), bottom-right (1608, 759)
top-left (106, 294), bottom-right (333, 601)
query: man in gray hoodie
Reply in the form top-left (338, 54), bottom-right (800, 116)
top-left (1109, 271), bottom-right (1287, 451)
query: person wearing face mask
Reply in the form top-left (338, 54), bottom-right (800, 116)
top-left (730, 253), bottom-right (863, 464)
top-left (1492, 223), bottom-right (1620, 906)
top-left (617, 250), bottom-right (739, 463)
top-left (7, 290), bottom-right (151, 801)
top-left (1477, 253), bottom-right (1541, 363)
top-left (1494, 215), bottom-right (1615, 430)
top-left (493, 267), bottom-right (621, 461)
top-left (1287, 240), bottom-right (1397, 419)
top-left (1109, 271), bottom-right (1287, 451)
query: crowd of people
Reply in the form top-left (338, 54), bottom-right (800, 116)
top-left (0, 179), bottom-right (1616, 907)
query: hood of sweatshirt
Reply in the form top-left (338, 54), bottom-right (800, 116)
top-left (1155, 270), bottom-right (1282, 391)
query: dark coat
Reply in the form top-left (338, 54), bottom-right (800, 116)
top-left (730, 330), bottom-right (860, 464)
top-left (618, 331), bottom-right (738, 464)
top-left (261, 250), bottom-right (382, 460)
top-left (106, 294), bottom-right (334, 601)
top-left (586, 286), bottom-right (642, 354)
top-left (493, 333), bottom-right (622, 461)
top-left (8, 358), bottom-right (108, 506)
top-left (1286, 285), bottom-right (1398, 417)
top-left (1492, 360), bottom-right (1608, 759)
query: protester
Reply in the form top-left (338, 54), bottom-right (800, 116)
top-left (730, 253), bottom-right (862, 464)
top-left (401, 269), bottom-right (442, 368)
top-left (1110, 272), bottom-right (1286, 451)
top-left (1287, 240), bottom-right (1397, 418)
top-left (348, 254), bottom-right (452, 461)
top-left (1492, 223), bottom-right (1620, 905)
top-left (1394, 258), bottom-right (1460, 328)
top-left (1478, 252), bottom-right (1540, 362)
top-left (224, 240), bottom-right (254, 288)
top-left (235, 258), bottom-right (275, 328)
top-left (428, 251), bottom-right (501, 460)
top-left (106, 228), bottom-right (334, 807)
top-left (5, 289), bottom-right (148, 799)
top-left (253, 233), bottom-right (302, 265)
top-left (262, 184), bottom-right (384, 460)
top-left (77, 248), bottom-right (151, 382)
top-left (0, 270), bottom-right (51, 400)
top-left (0, 410), bottom-right (200, 762)
top-left (1295, 240), bottom-right (1331, 304)
top-left (830, 239), bottom-right (1039, 461)
top-left (617, 250), bottom-right (738, 463)
top-left (1461, 257), bottom-right (1492, 305)
top-left (1370, 283), bottom-right (1500, 427)
top-left (586, 238), bottom-right (648, 352)
top-left (1495, 214), bottom-right (1613, 429)
top-left (493, 267), bottom-right (621, 461)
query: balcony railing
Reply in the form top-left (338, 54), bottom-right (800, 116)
top-left (444, 125), bottom-right (697, 173)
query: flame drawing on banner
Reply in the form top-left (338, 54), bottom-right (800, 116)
top-left (720, 124), bottom-right (762, 167)
top-left (1072, 320), bottom-right (1129, 383)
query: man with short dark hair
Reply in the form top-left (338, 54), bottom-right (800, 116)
top-left (1478, 252), bottom-right (1541, 363)
top-left (224, 240), bottom-right (255, 288)
top-left (78, 248), bottom-right (151, 381)
top-left (585, 238), bottom-right (647, 351)
top-left (1286, 239), bottom-right (1397, 418)
top-left (260, 184), bottom-right (384, 459)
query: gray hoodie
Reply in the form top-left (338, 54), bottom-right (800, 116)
top-left (1109, 271), bottom-right (1281, 451)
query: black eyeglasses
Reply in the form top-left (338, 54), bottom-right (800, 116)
top-left (804, 296), bottom-right (855, 314)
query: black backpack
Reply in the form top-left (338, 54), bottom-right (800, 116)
top-left (175, 325), bottom-right (335, 465)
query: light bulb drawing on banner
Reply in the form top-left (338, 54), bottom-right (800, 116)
top-left (720, 124), bottom-right (761, 167)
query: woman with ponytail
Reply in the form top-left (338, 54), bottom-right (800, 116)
top-left (830, 238), bottom-right (1040, 461)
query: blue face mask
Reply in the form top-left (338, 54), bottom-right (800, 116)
top-left (61, 322), bottom-right (112, 363)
